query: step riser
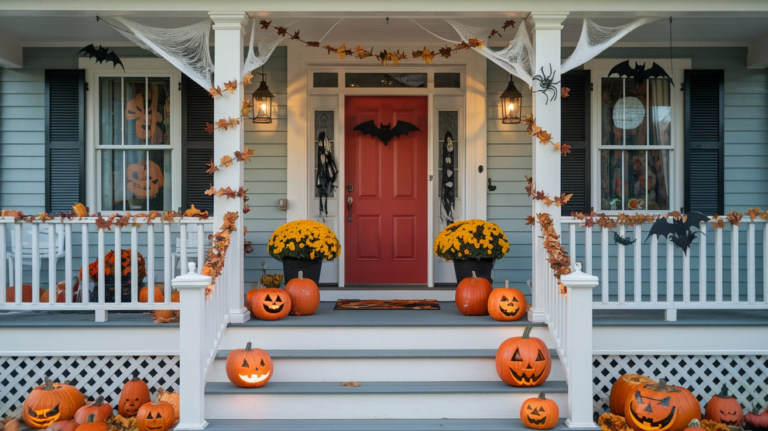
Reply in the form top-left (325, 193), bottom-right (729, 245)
top-left (204, 393), bottom-right (570, 420)
top-left (319, 290), bottom-right (458, 301)
top-left (210, 357), bottom-right (565, 382)
top-left (221, 326), bottom-right (554, 350)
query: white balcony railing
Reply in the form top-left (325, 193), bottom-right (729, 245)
top-left (562, 216), bottom-right (768, 320)
top-left (0, 216), bottom-right (214, 321)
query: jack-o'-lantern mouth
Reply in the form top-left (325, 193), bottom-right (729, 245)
top-left (717, 415), bottom-right (740, 426)
top-left (263, 303), bottom-right (284, 313)
top-left (628, 402), bottom-right (676, 429)
top-left (27, 406), bottom-right (60, 426)
top-left (146, 426), bottom-right (164, 431)
top-left (526, 415), bottom-right (549, 425)
top-left (238, 371), bottom-right (271, 384)
top-left (509, 367), bottom-right (546, 384)
top-left (499, 304), bottom-right (521, 316)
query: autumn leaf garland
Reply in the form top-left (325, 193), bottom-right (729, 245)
top-left (524, 114), bottom-right (572, 156)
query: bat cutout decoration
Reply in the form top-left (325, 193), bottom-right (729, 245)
top-left (78, 44), bottom-right (125, 71)
top-left (353, 120), bottom-right (420, 146)
top-left (608, 60), bottom-right (673, 86)
top-left (613, 232), bottom-right (636, 246)
top-left (644, 211), bottom-right (709, 254)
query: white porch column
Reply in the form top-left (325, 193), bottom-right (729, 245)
top-left (528, 12), bottom-right (567, 323)
top-left (209, 12), bottom-right (250, 323)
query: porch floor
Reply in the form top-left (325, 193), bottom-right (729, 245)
top-left (205, 418), bottom-right (592, 431)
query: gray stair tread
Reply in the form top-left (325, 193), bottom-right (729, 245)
top-left (214, 348), bottom-right (558, 359)
top-left (231, 301), bottom-right (545, 327)
top-left (205, 380), bottom-right (568, 395)
top-left (204, 419), bottom-right (595, 431)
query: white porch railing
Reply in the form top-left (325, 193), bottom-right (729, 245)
top-left (562, 216), bottom-right (768, 320)
top-left (0, 217), bottom-right (213, 321)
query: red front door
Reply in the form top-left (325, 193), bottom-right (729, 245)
top-left (344, 96), bottom-right (428, 284)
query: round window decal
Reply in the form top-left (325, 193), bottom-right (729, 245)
top-left (612, 96), bottom-right (645, 130)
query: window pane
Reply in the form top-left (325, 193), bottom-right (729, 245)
top-left (124, 77), bottom-right (170, 145)
top-left (99, 77), bottom-right (122, 146)
top-left (150, 77), bottom-right (171, 145)
top-left (601, 149), bottom-right (670, 211)
top-left (600, 149), bottom-right (623, 210)
top-left (345, 73), bottom-right (427, 88)
top-left (435, 73), bottom-right (461, 88)
top-left (313, 73), bottom-right (338, 88)
top-left (601, 78), bottom-right (624, 146)
top-left (101, 150), bottom-right (172, 211)
top-left (602, 78), bottom-right (649, 146)
top-left (648, 79), bottom-right (671, 146)
top-left (624, 150), bottom-right (646, 210)
top-left (646, 150), bottom-right (670, 210)
top-left (124, 78), bottom-right (146, 145)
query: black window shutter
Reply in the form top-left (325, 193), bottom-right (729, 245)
top-left (182, 75), bottom-right (215, 213)
top-left (685, 70), bottom-right (724, 215)
top-left (560, 70), bottom-right (591, 215)
top-left (46, 70), bottom-right (85, 213)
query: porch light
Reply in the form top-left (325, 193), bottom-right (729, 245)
top-left (251, 72), bottom-right (275, 124)
top-left (500, 75), bottom-right (523, 124)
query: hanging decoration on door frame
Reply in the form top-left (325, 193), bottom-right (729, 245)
top-left (315, 131), bottom-right (338, 220)
top-left (352, 120), bottom-right (420, 146)
top-left (440, 131), bottom-right (456, 224)
top-left (607, 60), bottom-right (674, 86)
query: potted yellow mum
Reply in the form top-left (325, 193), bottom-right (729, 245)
top-left (434, 219), bottom-right (509, 283)
top-left (268, 220), bottom-right (341, 283)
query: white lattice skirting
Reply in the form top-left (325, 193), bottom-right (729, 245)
top-left (0, 356), bottom-right (179, 417)
top-left (594, 355), bottom-right (768, 414)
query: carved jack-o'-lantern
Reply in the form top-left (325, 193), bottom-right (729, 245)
top-left (23, 377), bottom-right (85, 429)
top-left (118, 377), bottom-right (151, 418)
top-left (225, 342), bottom-right (274, 388)
top-left (704, 385), bottom-right (744, 426)
top-left (521, 393), bottom-right (560, 430)
top-left (250, 288), bottom-right (292, 321)
top-left (495, 327), bottom-right (551, 387)
top-left (136, 399), bottom-right (175, 431)
top-left (610, 374), bottom-right (657, 415)
top-left (74, 396), bottom-right (112, 424)
top-left (625, 379), bottom-right (701, 431)
top-left (126, 160), bottom-right (164, 199)
top-left (487, 282), bottom-right (527, 321)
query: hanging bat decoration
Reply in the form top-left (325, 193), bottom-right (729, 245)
top-left (613, 232), bottom-right (636, 246)
top-left (532, 64), bottom-right (560, 104)
top-left (315, 131), bottom-right (338, 221)
top-left (78, 44), bottom-right (125, 71)
top-left (644, 211), bottom-right (708, 254)
top-left (353, 120), bottom-right (420, 145)
top-left (440, 131), bottom-right (455, 224)
top-left (608, 60), bottom-right (674, 86)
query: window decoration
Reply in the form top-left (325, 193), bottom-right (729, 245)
top-left (125, 160), bottom-right (164, 199)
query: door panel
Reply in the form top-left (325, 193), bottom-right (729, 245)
top-left (345, 96), bottom-right (428, 284)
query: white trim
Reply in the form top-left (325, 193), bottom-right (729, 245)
top-left (583, 57), bottom-right (690, 214)
top-left (81, 57), bottom-right (182, 213)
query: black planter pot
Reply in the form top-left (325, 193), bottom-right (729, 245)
top-left (453, 258), bottom-right (495, 284)
top-left (282, 258), bottom-right (323, 284)
top-left (88, 277), bottom-right (135, 303)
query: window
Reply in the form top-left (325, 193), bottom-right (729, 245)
top-left (598, 75), bottom-right (673, 211)
top-left (96, 75), bottom-right (178, 212)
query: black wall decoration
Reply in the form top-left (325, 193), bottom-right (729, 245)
top-left (78, 44), bottom-right (125, 71)
top-left (532, 64), bottom-right (560, 104)
top-left (613, 232), bottom-right (636, 246)
top-left (315, 131), bottom-right (338, 221)
top-left (440, 131), bottom-right (455, 224)
top-left (353, 120), bottom-right (420, 145)
top-left (608, 60), bottom-right (674, 86)
top-left (645, 211), bottom-right (708, 254)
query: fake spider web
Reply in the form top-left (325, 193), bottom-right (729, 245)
top-left (561, 17), bottom-right (655, 73)
top-left (242, 18), bottom-right (291, 78)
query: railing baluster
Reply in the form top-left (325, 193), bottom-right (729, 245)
top-left (585, 226), bottom-right (593, 275)
top-left (634, 224), bottom-right (642, 303)
top-left (731, 224), bottom-right (739, 302)
top-left (618, 225), bottom-right (625, 304)
top-left (601, 227), bottom-right (609, 303)
top-left (569, 224), bottom-right (576, 264)
top-left (682, 247), bottom-right (690, 303)
top-left (164, 223), bottom-right (172, 303)
top-left (48, 225), bottom-right (56, 304)
top-left (715, 227), bottom-right (723, 302)
top-left (666, 240), bottom-right (674, 304)
top-left (747, 222), bottom-right (756, 303)
top-left (650, 236), bottom-right (658, 303)
top-left (13, 223), bottom-right (21, 301)
top-left (181, 224), bottom-right (188, 281)
top-left (81, 224), bottom-right (89, 304)
top-left (764, 223), bottom-right (768, 304)
top-left (699, 223), bottom-right (707, 303)
top-left (98, 227), bottom-right (105, 304)
top-left (131, 227), bottom-right (138, 304)
top-left (0, 223), bottom-right (6, 303)
top-left (114, 227), bottom-right (122, 305)
top-left (65, 224), bottom-right (72, 304)
top-left (197, 225), bottom-right (205, 270)
top-left (31, 224), bottom-right (40, 303)
top-left (147, 223), bottom-right (155, 303)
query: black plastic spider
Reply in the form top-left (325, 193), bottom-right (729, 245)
top-left (532, 64), bottom-right (560, 104)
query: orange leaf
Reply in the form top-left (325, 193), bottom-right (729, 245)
top-left (554, 193), bottom-right (573, 207)
top-left (228, 117), bottom-right (240, 128)
top-left (235, 147), bottom-right (255, 162)
top-left (242, 73), bottom-right (253, 86)
top-left (502, 20), bottom-right (516, 31)
top-left (560, 143), bottom-right (572, 156)
top-left (204, 185), bottom-right (217, 196)
top-left (206, 160), bottom-right (219, 175)
top-left (208, 86), bottom-right (222, 98)
top-left (306, 41), bottom-right (320, 48)
top-left (561, 87), bottom-right (570, 98)
top-left (223, 80), bottom-right (238, 94)
top-left (439, 46), bottom-right (452, 58)
top-left (205, 122), bottom-right (215, 135)
top-left (527, 120), bottom-right (542, 136)
top-left (220, 155), bottom-right (234, 168)
top-left (259, 20), bottom-right (272, 30)
top-left (525, 215), bottom-right (535, 226)
top-left (537, 130), bottom-right (552, 145)
top-left (241, 99), bottom-right (253, 116)
top-left (215, 118), bottom-right (229, 131)
top-left (275, 26), bottom-right (288, 37)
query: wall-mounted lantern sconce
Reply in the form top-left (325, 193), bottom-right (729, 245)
top-left (500, 75), bottom-right (523, 124)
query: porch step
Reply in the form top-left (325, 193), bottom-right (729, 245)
top-left (205, 418), bottom-right (583, 431)
top-left (203, 381), bottom-right (569, 420)
top-left (210, 349), bottom-right (564, 382)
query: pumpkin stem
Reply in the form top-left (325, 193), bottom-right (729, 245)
top-left (538, 393), bottom-right (547, 400)
top-left (245, 341), bottom-right (252, 351)
top-left (43, 376), bottom-right (54, 390)
top-left (86, 414), bottom-right (96, 424)
top-left (94, 395), bottom-right (104, 406)
top-left (688, 419), bottom-right (701, 429)
top-left (298, 271), bottom-right (303, 280)
top-left (718, 384), bottom-right (730, 398)
top-left (505, 280), bottom-right (509, 288)
top-left (471, 271), bottom-right (477, 279)
top-left (522, 326), bottom-right (533, 339)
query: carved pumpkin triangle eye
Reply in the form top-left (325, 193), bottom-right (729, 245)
top-left (527, 405), bottom-right (533, 410)
top-left (45, 406), bottom-right (59, 417)
top-left (512, 348), bottom-right (522, 361)
top-left (659, 396), bottom-right (670, 406)
top-left (156, 413), bottom-right (163, 419)
top-left (265, 295), bottom-right (273, 302)
top-left (275, 295), bottom-right (283, 303)
top-left (28, 407), bottom-right (36, 417)
top-left (260, 359), bottom-right (266, 367)
top-left (536, 350), bottom-right (546, 361)
top-left (147, 413), bottom-right (154, 420)
top-left (512, 297), bottom-right (519, 302)
top-left (635, 391), bottom-right (644, 404)
top-left (501, 296), bottom-right (509, 302)
top-left (242, 359), bottom-right (249, 367)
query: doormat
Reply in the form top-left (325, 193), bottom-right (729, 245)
top-left (334, 299), bottom-right (440, 310)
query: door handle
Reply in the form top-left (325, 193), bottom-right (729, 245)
top-left (347, 196), bottom-right (353, 222)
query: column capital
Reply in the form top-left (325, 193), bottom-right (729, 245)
top-left (208, 12), bottom-right (249, 32)
top-left (529, 12), bottom-right (568, 30)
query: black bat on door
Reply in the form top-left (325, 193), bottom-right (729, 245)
top-left (353, 120), bottom-right (420, 146)
top-left (608, 60), bottom-right (673, 86)
top-left (78, 44), bottom-right (125, 71)
top-left (644, 211), bottom-right (709, 254)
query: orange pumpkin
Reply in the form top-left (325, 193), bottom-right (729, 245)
top-left (245, 289), bottom-right (258, 312)
top-left (495, 327), bottom-right (551, 387)
top-left (125, 160), bottom-right (164, 199)
top-left (521, 393), bottom-right (560, 429)
top-left (625, 379), bottom-right (701, 431)
top-left (136, 399), bottom-right (175, 431)
top-left (250, 288), bottom-right (292, 321)
top-left (6, 284), bottom-right (38, 303)
top-left (155, 388), bottom-right (179, 422)
top-left (225, 342), bottom-right (273, 388)
top-left (3, 418), bottom-right (22, 431)
top-left (74, 396), bottom-right (112, 424)
top-left (48, 420), bottom-right (79, 431)
top-left (72, 203), bottom-right (88, 218)
top-left (705, 385), bottom-right (744, 426)
top-left (75, 414), bottom-right (107, 431)
top-left (118, 377), bottom-right (151, 418)
top-left (455, 271), bottom-right (493, 316)
top-left (610, 374), bottom-right (657, 414)
top-left (139, 287), bottom-right (165, 303)
top-left (23, 377), bottom-right (85, 429)
top-left (41, 281), bottom-right (81, 304)
top-left (284, 271), bottom-right (320, 316)
top-left (487, 281), bottom-right (527, 321)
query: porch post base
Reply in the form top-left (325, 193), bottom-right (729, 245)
top-left (527, 307), bottom-right (546, 323)
top-left (228, 307), bottom-right (251, 324)
top-left (175, 420), bottom-right (209, 431)
top-left (565, 419), bottom-right (599, 430)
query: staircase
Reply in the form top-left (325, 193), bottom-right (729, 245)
top-left (200, 300), bottom-right (582, 431)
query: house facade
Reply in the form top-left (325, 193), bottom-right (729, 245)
top-left (1, 1), bottom-right (768, 430)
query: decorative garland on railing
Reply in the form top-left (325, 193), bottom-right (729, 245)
top-left (524, 176), bottom-right (572, 280)
top-left (569, 209), bottom-right (766, 230)
top-left (524, 115), bottom-right (571, 156)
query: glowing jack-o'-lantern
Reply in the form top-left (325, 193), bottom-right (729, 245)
top-left (250, 288), bottom-right (292, 321)
top-left (118, 377), bottom-right (151, 418)
top-left (136, 399), bottom-right (175, 431)
top-left (704, 385), bottom-right (744, 426)
top-left (225, 341), bottom-right (274, 388)
top-left (487, 281), bottom-right (527, 321)
top-left (495, 327), bottom-right (551, 387)
top-left (23, 377), bottom-right (85, 429)
top-left (610, 374), bottom-right (657, 415)
top-left (625, 379), bottom-right (701, 431)
top-left (126, 160), bottom-right (164, 199)
top-left (521, 393), bottom-right (560, 430)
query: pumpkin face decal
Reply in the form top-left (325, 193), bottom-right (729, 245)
top-left (496, 327), bottom-right (551, 387)
top-left (118, 377), bottom-right (151, 418)
top-left (23, 378), bottom-right (85, 429)
top-left (250, 288), bottom-right (292, 321)
top-left (136, 400), bottom-right (175, 431)
top-left (488, 285), bottom-right (527, 321)
top-left (521, 393), bottom-right (560, 430)
top-left (225, 342), bottom-right (273, 388)
top-left (125, 160), bottom-right (164, 199)
top-left (625, 380), bottom-right (701, 431)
